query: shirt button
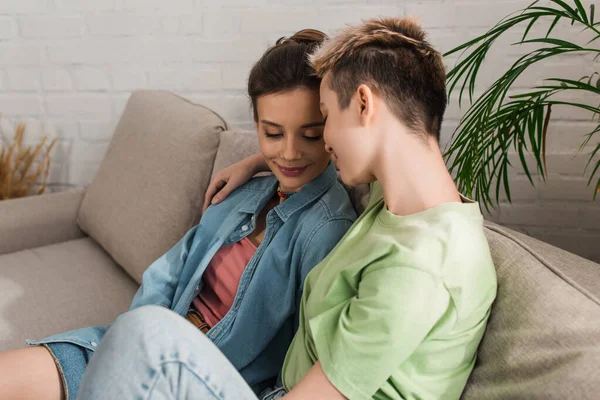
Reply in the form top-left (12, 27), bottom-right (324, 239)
top-left (241, 225), bottom-right (249, 232)
top-left (90, 341), bottom-right (97, 347)
top-left (195, 285), bottom-right (200, 291)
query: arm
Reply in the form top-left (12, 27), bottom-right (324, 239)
top-left (203, 154), bottom-right (268, 212)
top-left (129, 197), bottom-right (230, 310)
top-left (283, 362), bottom-right (346, 400)
top-left (129, 225), bottom-right (198, 310)
top-left (295, 219), bottom-right (353, 330)
top-left (304, 265), bottom-right (449, 399)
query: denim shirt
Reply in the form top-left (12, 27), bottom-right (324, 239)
top-left (28, 161), bottom-right (356, 392)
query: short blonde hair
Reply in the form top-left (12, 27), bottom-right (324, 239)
top-left (310, 17), bottom-right (446, 140)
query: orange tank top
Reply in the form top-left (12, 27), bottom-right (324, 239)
top-left (191, 237), bottom-right (257, 327)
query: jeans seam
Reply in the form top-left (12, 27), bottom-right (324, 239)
top-left (144, 360), bottom-right (226, 400)
top-left (40, 344), bottom-right (70, 400)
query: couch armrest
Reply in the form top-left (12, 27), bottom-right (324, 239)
top-left (0, 188), bottom-right (87, 255)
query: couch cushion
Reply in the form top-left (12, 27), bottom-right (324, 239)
top-left (0, 238), bottom-right (138, 351)
top-left (0, 188), bottom-right (86, 255)
top-left (462, 222), bottom-right (600, 399)
top-left (212, 129), bottom-right (261, 173)
top-left (77, 91), bottom-right (226, 283)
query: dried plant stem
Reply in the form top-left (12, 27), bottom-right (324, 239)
top-left (0, 119), bottom-right (57, 200)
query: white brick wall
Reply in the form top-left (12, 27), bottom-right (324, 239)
top-left (0, 0), bottom-right (598, 262)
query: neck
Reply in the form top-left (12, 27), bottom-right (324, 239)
top-left (373, 130), bottom-right (460, 216)
top-left (277, 186), bottom-right (295, 204)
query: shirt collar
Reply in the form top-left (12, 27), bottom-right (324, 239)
top-left (274, 161), bottom-right (337, 222)
top-left (237, 161), bottom-right (338, 223)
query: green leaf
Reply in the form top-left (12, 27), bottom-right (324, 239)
top-left (591, 4), bottom-right (596, 25)
top-left (573, 0), bottom-right (589, 24)
top-left (549, 100), bottom-right (600, 115)
top-left (502, 160), bottom-right (512, 202)
top-left (520, 37), bottom-right (582, 48)
top-left (547, 77), bottom-right (600, 93)
top-left (510, 90), bottom-right (552, 99)
top-left (597, 76), bottom-right (600, 90)
top-left (585, 142), bottom-right (600, 175)
top-left (582, 72), bottom-right (598, 85)
top-left (547, 15), bottom-right (561, 38)
top-left (522, 15), bottom-right (540, 42)
top-left (550, 0), bottom-right (579, 18)
top-left (518, 128), bottom-right (536, 185)
top-left (585, 143), bottom-right (600, 199)
top-left (444, 13), bottom-right (537, 58)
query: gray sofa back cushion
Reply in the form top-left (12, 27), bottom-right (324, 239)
top-left (77, 91), bottom-right (226, 284)
top-left (462, 222), bottom-right (600, 399)
top-left (212, 129), bottom-right (260, 174)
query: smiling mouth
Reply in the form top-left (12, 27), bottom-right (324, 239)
top-left (277, 165), bottom-right (308, 177)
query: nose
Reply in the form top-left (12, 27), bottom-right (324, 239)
top-left (324, 143), bottom-right (334, 154)
top-left (281, 135), bottom-right (302, 161)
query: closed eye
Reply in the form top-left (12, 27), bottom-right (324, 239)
top-left (264, 131), bottom-right (283, 139)
top-left (303, 135), bottom-right (322, 142)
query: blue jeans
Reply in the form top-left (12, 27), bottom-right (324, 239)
top-left (77, 306), bottom-right (286, 400)
top-left (43, 342), bottom-right (94, 400)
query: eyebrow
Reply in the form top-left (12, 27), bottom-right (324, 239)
top-left (260, 119), bottom-right (325, 128)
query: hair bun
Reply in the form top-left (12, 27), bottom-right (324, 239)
top-left (276, 29), bottom-right (327, 46)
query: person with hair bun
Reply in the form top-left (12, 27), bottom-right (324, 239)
top-left (0, 29), bottom-right (356, 400)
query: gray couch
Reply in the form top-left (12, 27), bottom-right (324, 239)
top-left (0, 91), bottom-right (598, 399)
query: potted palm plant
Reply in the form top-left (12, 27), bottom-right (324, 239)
top-left (444, 0), bottom-right (599, 211)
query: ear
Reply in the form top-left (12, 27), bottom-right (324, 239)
top-left (356, 84), bottom-right (375, 126)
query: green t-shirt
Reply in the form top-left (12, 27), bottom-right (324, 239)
top-left (281, 182), bottom-right (497, 400)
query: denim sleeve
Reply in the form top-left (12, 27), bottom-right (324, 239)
top-left (129, 225), bottom-right (198, 310)
top-left (294, 218), bottom-right (353, 330)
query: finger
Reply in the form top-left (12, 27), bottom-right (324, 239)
top-left (203, 177), bottom-right (226, 212)
top-left (210, 181), bottom-right (235, 205)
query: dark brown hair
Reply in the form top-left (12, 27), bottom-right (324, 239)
top-left (310, 18), bottom-right (446, 141)
top-left (248, 29), bottom-right (327, 121)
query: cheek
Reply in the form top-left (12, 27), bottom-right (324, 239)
top-left (323, 126), bottom-right (335, 147)
top-left (309, 143), bottom-right (331, 163)
top-left (258, 138), bottom-right (277, 159)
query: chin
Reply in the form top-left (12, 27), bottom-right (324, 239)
top-left (276, 176), bottom-right (308, 193)
top-left (339, 169), bottom-right (370, 187)
top-left (337, 168), bottom-right (354, 185)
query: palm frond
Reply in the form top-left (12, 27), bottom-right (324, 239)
top-left (444, 0), bottom-right (600, 208)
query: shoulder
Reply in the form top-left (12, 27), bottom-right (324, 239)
top-left (303, 180), bottom-right (358, 224)
top-left (206, 176), bottom-right (275, 211)
top-left (238, 174), bottom-right (277, 193)
top-left (292, 182), bottom-right (357, 250)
